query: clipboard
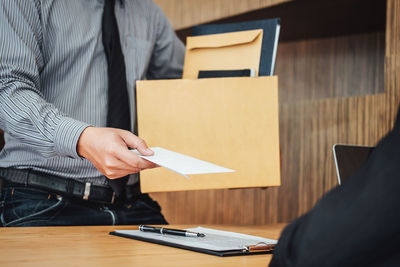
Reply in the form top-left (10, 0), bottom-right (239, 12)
top-left (109, 227), bottom-right (276, 257)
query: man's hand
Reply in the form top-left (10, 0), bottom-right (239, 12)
top-left (77, 127), bottom-right (157, 179)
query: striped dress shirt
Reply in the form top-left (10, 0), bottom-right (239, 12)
top-left (0, 0), bottom-right (185, 185)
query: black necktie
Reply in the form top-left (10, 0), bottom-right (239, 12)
top-left (102, 0), bottom-right (130, 196)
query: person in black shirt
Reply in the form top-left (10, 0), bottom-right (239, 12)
top-left (270, 107), bottom-right (400, 267)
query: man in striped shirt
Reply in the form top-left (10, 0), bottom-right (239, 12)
top-left (0, 0), bottom-right (185, 226)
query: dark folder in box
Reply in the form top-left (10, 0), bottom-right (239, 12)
top-left (192, 18), bottom-right (281, 76)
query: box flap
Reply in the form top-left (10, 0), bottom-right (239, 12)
top-left (186, 29), bottom-right (263, 50)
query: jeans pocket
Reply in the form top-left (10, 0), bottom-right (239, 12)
top-left (131, 194), bottom-right (162, 213)
top-left (117, 194), bottom-right (166, 225)
top-left (1, 186), bottom-right (65, 227)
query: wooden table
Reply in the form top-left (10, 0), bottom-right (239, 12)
top-left (0, 224), bottom-right (286, 267)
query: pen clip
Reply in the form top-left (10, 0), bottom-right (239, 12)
top-left (245, 242), bottom-right (275, 252)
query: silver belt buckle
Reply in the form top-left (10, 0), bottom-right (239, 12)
top-left (83, 182), bottom-right (91, 200)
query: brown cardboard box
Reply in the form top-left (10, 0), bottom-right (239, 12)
top-left (136, 76), bottom-right (280, 192)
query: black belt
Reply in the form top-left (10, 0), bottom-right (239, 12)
top-left (0, 168), bottom-right (116, 204)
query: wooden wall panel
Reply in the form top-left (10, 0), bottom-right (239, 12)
top-left (386, 0), bottom-right (400, 57)
top-left (277, 32), bottom-right (385, 102)
top-left (174, 0), bottom-right (386, 43)
top-left (385, 0), bottom-right (400, 121)
top-left (149, 0), bottom-right (397, 225)
top-left (153, 0), bottom-right (291, 30)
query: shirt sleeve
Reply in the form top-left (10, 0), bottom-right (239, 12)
top-left (0, 0), bottom-right (90, 159)
top-left (146, 3), bottom-right (185, 80)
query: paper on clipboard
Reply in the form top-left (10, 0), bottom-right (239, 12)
top-left (132, 147), bottom-right (235, 178)
top-left (111, 227), bottom-right (277, 256)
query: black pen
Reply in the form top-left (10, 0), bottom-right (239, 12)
top-left (139, 225), bottom-right (206, 238)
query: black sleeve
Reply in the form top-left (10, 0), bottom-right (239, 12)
top-left (270, 109), bottom-right (400, 267)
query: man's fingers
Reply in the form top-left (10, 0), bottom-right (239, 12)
top-left (108, 136), bottom-right (156, 170)
top-left (116, 146), bottom-right (157, 170)
top-left (120, 131), bottom-right (154, 156)
top-left (104, 168), bottom-right (141, 179)
top-left (100, 156), bottom-right (142, 178)
top-left (139, 158), bottom-right (158, 169)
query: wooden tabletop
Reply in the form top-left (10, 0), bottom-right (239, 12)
top-left (0, 224), bottom-right (286, 267)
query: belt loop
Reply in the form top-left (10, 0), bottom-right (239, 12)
top-left (66, 179), bottom-right (74, 195)
top-left (24, 169), bottom-right (31, 187)
top-left (83, 182), bottom-right (91, 200)
top-left (111, 192), bottom-right (116, 204)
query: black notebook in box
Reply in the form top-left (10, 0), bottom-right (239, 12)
top-left (198, 69), bottom-right (255, 79)
top-left (192, 18), bottom-right (281, 76)
top-left (110, 226), bottom-right (277, 257)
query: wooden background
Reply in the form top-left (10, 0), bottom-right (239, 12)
top-left (148, 0), bottom-right (400, 224)
top-left (153, 0), bottom-right (292, 30)
top-left (1, 0), bottom-right (398, 225)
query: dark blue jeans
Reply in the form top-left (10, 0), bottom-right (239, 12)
top-left (0, 183), bottom-right (167, 227)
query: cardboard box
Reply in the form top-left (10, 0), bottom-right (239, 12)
top-left (136, 76), bottom-right (280, 192)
